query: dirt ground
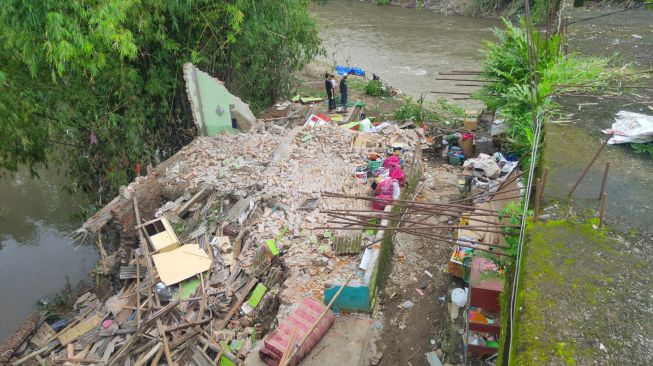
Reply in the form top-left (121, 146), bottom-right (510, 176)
top-left (292, 61), bottom-right (405, 120)
top-left (366, 163), bottom-right (469, 366)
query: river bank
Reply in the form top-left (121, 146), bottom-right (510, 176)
top-left (511, 6), bottom-right (653, 365)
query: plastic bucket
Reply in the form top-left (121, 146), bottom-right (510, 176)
top-left (354, 168), bottom-right (368, 184)
top-left (368, 158), bottom-right (383, 172)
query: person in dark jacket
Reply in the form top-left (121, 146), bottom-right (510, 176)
top-left (325, 73), bottom-right (336, 111)
top-left (339, 74), bottom-right (348, 109)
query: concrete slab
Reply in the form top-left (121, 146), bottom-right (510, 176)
top-left (244, 315), bottom-right (373, 366)
top-left (303, 315), bottom-right (372, 366)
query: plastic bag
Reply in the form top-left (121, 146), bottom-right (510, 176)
top-left (451, 287), bottom-right (468, 307)
top-left (602, 111), bottom-right (653, 144)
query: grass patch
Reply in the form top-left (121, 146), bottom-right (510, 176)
top-left (510, 218), bottom-right (646, 365)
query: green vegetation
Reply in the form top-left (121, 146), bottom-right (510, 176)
top-left (37, 291), bottom-right (71, 322)
top-left (394, 96), bottom-right (440, 124)
top-left (0, 0), bottom-right (321, 199)
top-left (364, 79), bottom-right (388, 97)
top-left (472, 0), bottom-right (561, 19)
top-left (504, 214), bottom-right (652, 365)
top-left (373, 0), bottom-right (391, 5)
top-left (631, 142), bottom-right (653, 159)
top-left (436, 98), bottom-right (465, 119)
top-left (474, 18), bottom-right (624, 167)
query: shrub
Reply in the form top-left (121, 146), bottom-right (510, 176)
top-left (364, 79), bottom-right (385, 96)
top-left (394, 96), bottom-right (438, 124)
top-left (473, 18), bottom-right (624, 167)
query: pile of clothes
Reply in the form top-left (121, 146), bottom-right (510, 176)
top-left (370, 154), bottom-right (405, 211)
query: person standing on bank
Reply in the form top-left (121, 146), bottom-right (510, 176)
top-left (340, 73), bottom-right (348, 110)
top-left (329, 74), bottom-right (337, 109)
top-left (325, 73), bottom-right (336, 111)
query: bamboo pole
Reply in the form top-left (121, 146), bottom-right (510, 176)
top-left (136, 254), bottom-right (141, 328)
top-left (278, 327), bottom-right (296, 366)
top-left (327, 209), bottom-right (510, 227)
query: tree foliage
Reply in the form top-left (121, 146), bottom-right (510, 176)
top-left (473, 18), bottom-right (615, 166)
top-left (0, 0), bottom-right (321, 199)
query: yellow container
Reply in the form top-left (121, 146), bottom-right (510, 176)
top-left (464, 109), bottom-right (480, 131)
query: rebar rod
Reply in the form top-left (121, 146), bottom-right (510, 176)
top-left (598, 162), bottom-right (610, 200)
top-left (568, 135), bottom-right (611, 197)
top-left (325, 212), bottom-right (518, 229)
top-left (322, 192), bottom-right (501, 213)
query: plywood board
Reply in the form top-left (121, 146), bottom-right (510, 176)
top-left (152, 244), bottom-right (212, 286)
top-left (58, 314), bottom-right (103, 346)
top-left (31, 322), bottom-right (56, 347)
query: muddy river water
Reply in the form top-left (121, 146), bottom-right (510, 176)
top-left (0, 170), bottom-right (98, 340)
top-left (312, 0), bottom-right (499, 105)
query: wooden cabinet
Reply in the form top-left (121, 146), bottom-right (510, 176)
top-left (466, 256), bottom-right (503, 356)
top-left (469, 256), bottom-right (502, 310)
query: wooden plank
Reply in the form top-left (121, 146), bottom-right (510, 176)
top-left (119, 265), bottom-right (148, 280)
top-left (214, 278), bottom-right (258, 329)
top-left (30, 322), bottom-right (56, 348)
top-left (177, 187), bottom-right (209, 218)
top-left (10, 346), bottom-right (49, 366)
top-left (58, 314), bottom-right (103, 346)
top-left (134, 342), bottom-right (162, 366)
top-left (141, 300), bottom-right (180, 329)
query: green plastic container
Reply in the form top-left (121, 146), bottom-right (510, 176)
top-left (449, 155), bottom-right (463, 166)
top-left (368, 159), bottom-right (383, 171)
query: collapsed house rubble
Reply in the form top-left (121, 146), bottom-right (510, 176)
top-left (0, 94), bottom-right (422, 365)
